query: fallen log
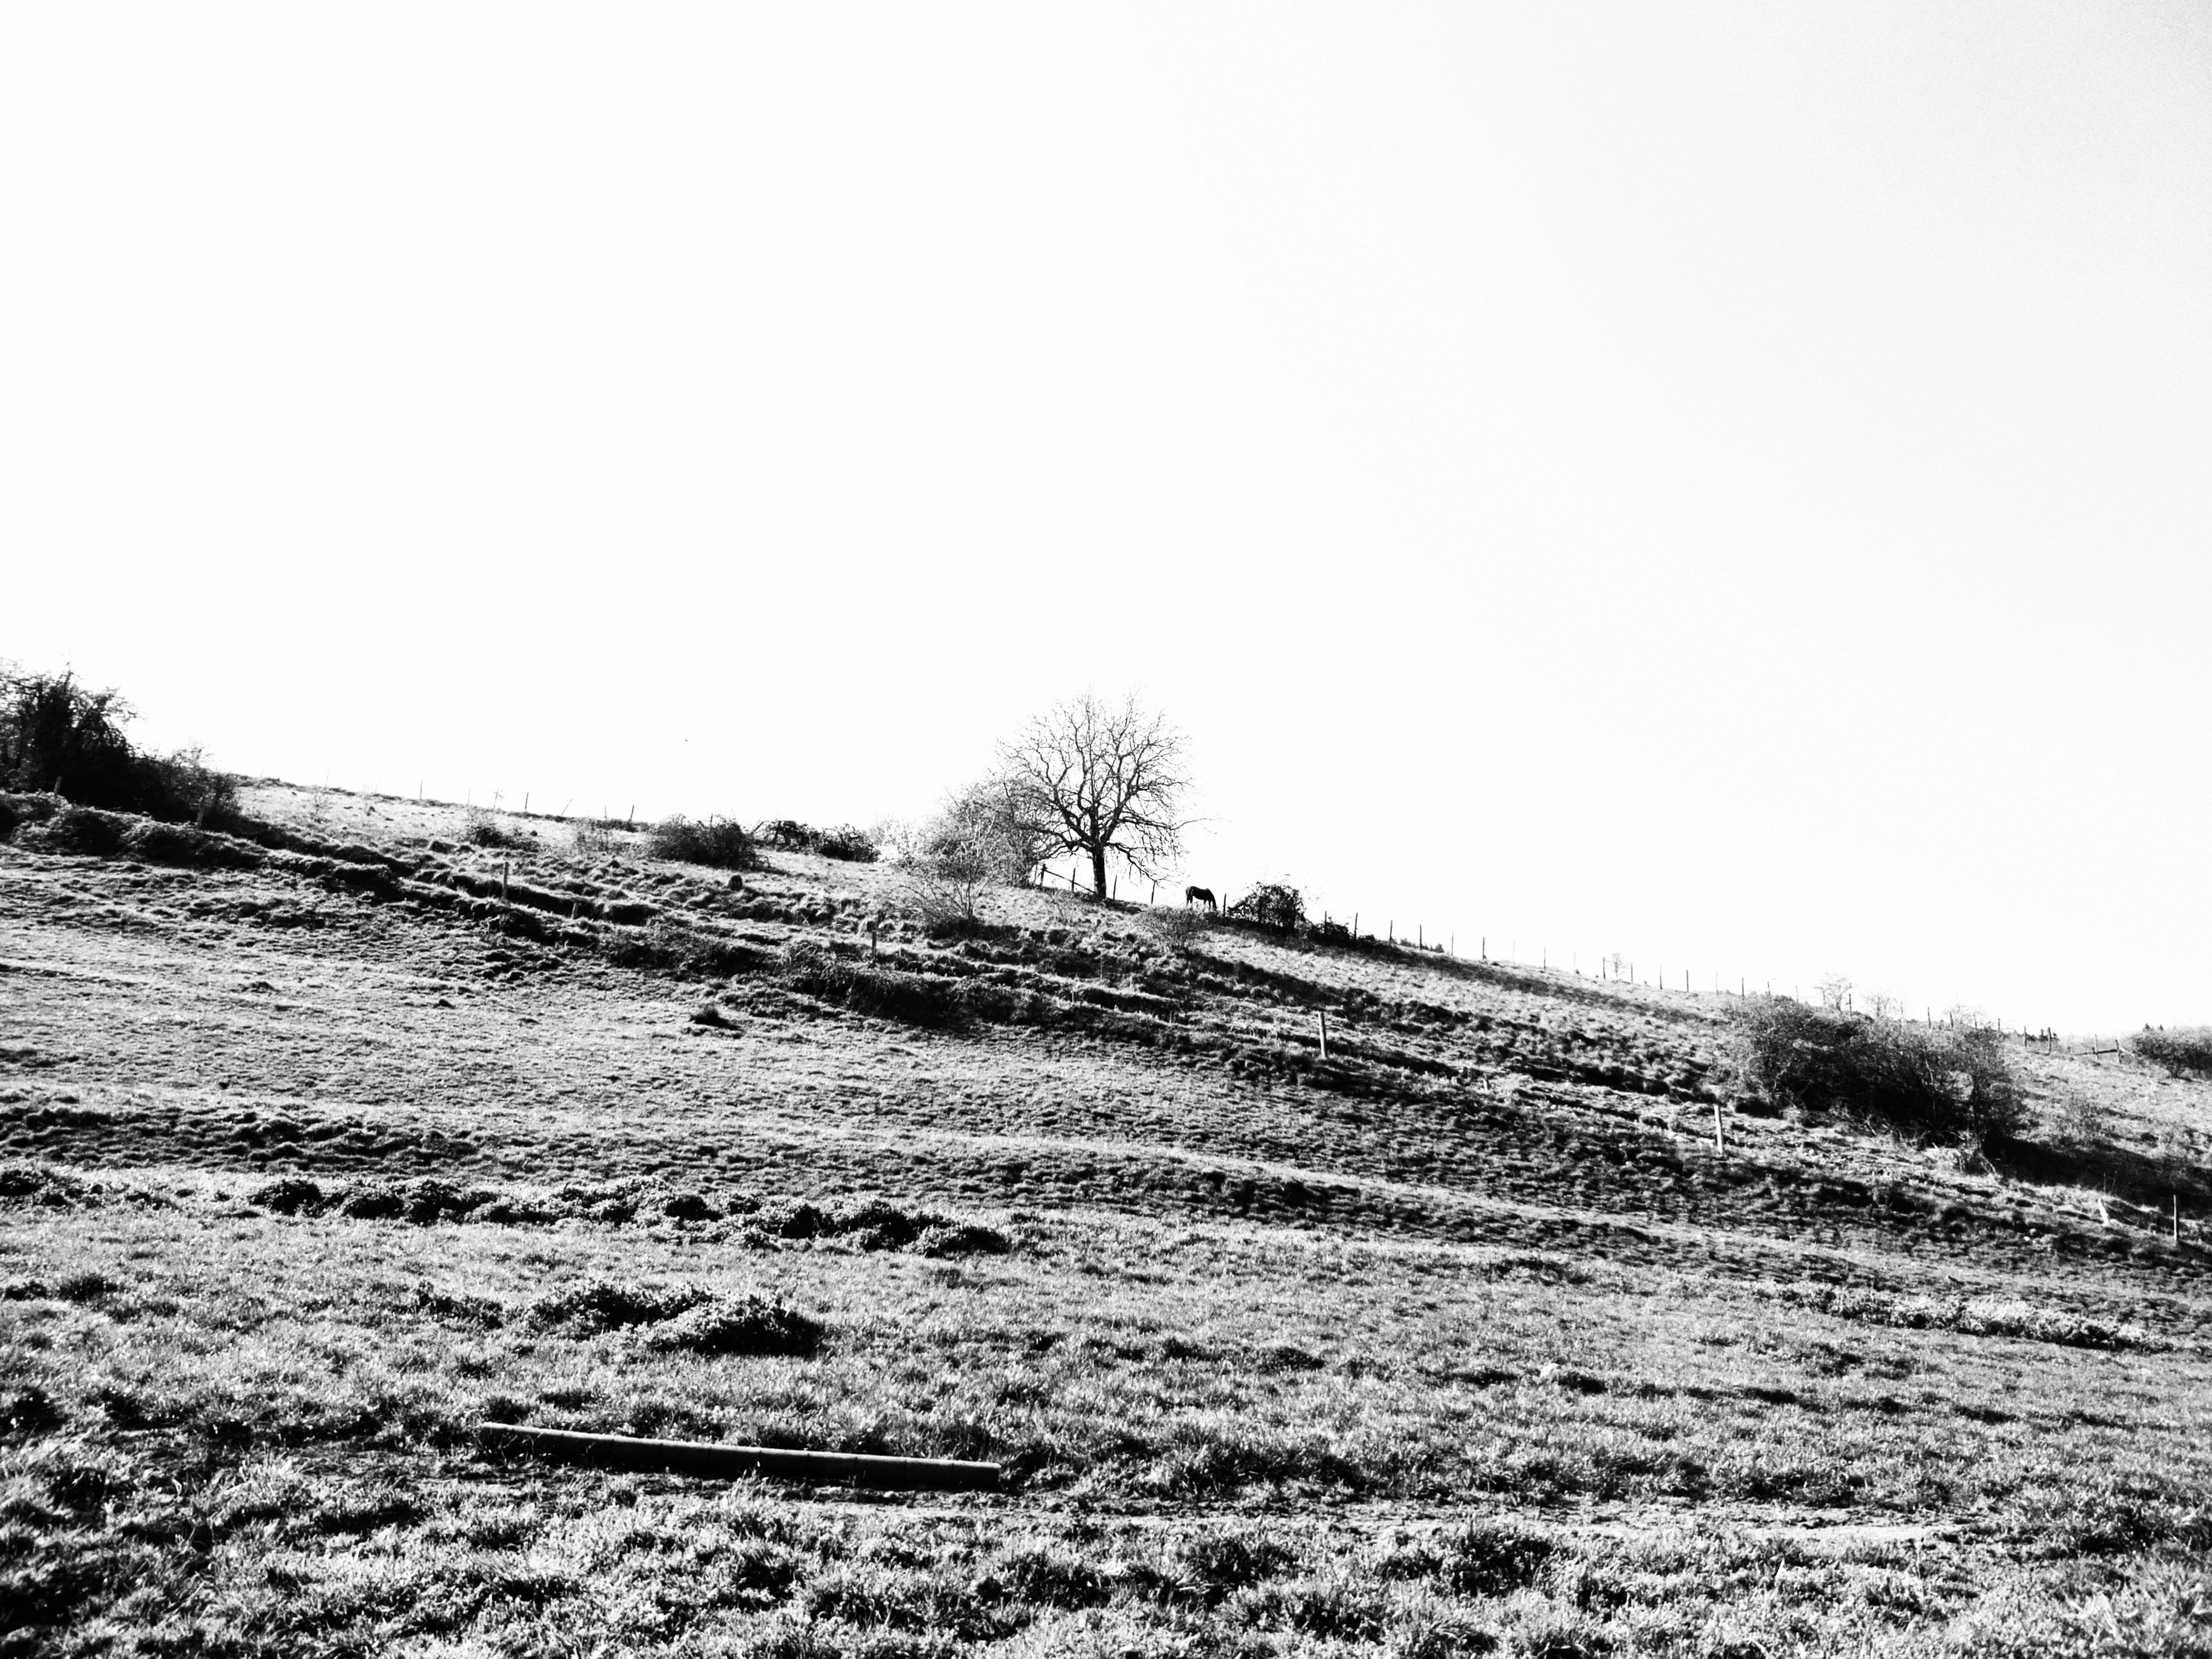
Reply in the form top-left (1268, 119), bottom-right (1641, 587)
top-left (474, 1422), bottom-right (1001, 1492)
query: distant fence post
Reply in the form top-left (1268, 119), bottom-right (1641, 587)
top-left (1713, 1102), bottom-right (1726, 1156)
top-left (1318, 1010), bottom-right (1329, 1060)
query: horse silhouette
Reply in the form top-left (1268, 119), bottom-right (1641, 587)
top-left (1183, 885), bottom-right (1217, 911)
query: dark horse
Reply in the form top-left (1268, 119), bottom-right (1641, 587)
top-left (1183, 885), bottom-right (1218, 911)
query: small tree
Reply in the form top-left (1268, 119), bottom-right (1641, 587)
top-left (998, 692), bottom-right (1189, 900)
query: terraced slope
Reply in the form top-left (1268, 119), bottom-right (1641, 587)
top-left (3, 783), bottom-right (2208, 1657)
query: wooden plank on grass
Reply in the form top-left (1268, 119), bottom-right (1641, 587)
top-left (475, 1422), bottom-right (1001, 1491)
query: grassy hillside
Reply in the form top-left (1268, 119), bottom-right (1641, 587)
top-left (3, 781), bottom-right (2208, 1656)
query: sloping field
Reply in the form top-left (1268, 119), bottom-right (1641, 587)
top-left (3, 784), bottom-right (2208, 1656)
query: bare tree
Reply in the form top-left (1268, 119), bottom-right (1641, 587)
top-left (999, 692), bottom-right (1189, 900)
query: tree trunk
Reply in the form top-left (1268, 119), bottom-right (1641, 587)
top-left (1090, 844), bottom-right (1108, 899)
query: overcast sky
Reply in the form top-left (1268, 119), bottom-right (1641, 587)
top-left (6, 3), bottom-right (2209, 1033)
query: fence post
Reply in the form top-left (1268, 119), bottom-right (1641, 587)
top-left (1318, 1010), bottom-right (1328, 1061)
top-left (1713, 1102), bottom-right (1726, 1156)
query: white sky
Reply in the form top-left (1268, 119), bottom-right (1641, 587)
top-left (5, 4), bottom-right (2209, 1034)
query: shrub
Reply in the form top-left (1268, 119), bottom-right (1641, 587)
top-left (755, 818), bottom-right (878, 862)
top-left (1225, 882), bottom-right (1306, 933)
top-left (0, 667), bottom-right (237, 826)
top-left (647, 815), bottom-right (756, 869)
top-left (1731, 999), bottom-right (2023, 1146)
top-left (2130, 1026), bottom-right (2212, 1079)
top-left (924, 776), bottom-right (1046, 881)
top-left (811, 823), bottom-right (877, 863)
top-left (900, 841), bottom-right (994, 937)
top-left (465, 811), bottom-right (524, 849)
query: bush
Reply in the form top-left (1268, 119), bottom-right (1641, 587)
top-left (755, 819), bottom-right (878, 862)
top-left (2130, 1026), bottom-right (2212, 1079)
top-left (465, 812), bottom-right (524, 850)
top-left (1732, 999), bottom-right (2023, 1146)
top-left (924, 776), bottom-right (1045, 881)
top-left (900, 842), bottom-right (994, 937)
top-left (810, 823), bottom-right (877, 862)
top-left (1225, 882), bottom-right (1307, 933)
top-left (646, 815), bottom-right (756, 870)
top-left (0, 667), bottom-right (237, 826)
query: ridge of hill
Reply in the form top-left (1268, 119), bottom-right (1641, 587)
top-left (3, 780), bottom-right (2209, 1656)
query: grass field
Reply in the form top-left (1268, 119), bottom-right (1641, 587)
top-left (3, 782), bottom-right (2208, 1655)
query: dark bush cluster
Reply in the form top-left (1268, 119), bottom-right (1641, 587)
top-left (2130, 1026), bottom-right (2212, 1079)
top-left (758, 819), bottom-right (878, 862)
top-left (1225, 883), bottom-right (1307, 933)
top-left (0, 667), bottom-right (236, 826)
top-left (646, 815), bottom-right (757, 869)
top-left (1731, 999), bottom-right (2023, 1146)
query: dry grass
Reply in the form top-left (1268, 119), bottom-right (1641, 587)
top-left (3, 780), bottom-right (2210, 1655)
